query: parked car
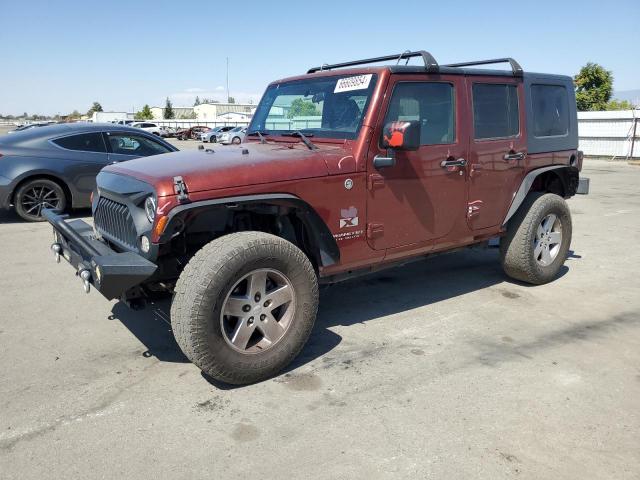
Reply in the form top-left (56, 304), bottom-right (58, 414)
top-left (43, 50), bottom-right (589, 385)
top-left (159, 126), bottom-right (178, 138)
top-left (200, 126), bottom-right (234, 142)
top-left (218, 126), bottom-right (246, 145)
top-left (0, 123), bottom-right (177, 221)
top-left (116, 120), bottom-right (138, 126)
top-left (131, 122), bottom-right (162, 136)
top-left (8, 122), bottom-right (55, 134)
top-left (176, 126), bottom-right (210, 140)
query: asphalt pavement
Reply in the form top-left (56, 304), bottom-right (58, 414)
top-left (0, 150), bottom-right (638, 479)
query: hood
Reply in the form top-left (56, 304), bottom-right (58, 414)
top-left (103, 141), bottom-right (350, 197)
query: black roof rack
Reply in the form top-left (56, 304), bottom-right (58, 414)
top-left (307, 50), bottom-right (439, 74)
top-left (442, 58), bottom-right (523, 77)
top-left (307, 51), bottom-right (523, 77)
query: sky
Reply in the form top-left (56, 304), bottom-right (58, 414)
top-left (1, 0), bottom-right (639, 116)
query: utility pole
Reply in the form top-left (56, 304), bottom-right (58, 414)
top-left (226, 57), bottom-right (230, 103)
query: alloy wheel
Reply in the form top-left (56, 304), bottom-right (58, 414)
top-left (20, 184), bottom-right (63, 219)
top-left (534, 213), bottom-right (563, 266)
top-left (220, 268), bottom-right (296, 354)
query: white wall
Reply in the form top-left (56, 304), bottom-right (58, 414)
top-left (578, 110), bottom-right (640, 159)
top-left (92, 111), bottom-right (133, 122)
top-left (148, 119), bottom-right (250, 128)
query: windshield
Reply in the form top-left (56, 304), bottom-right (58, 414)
top-left (248, 74), bottom-right (378, 140)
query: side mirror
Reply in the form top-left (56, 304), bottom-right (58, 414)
top-left (381, 121), bottom-right (420, 151)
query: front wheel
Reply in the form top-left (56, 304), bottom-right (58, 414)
top-left (500, 192), bottom-right (572, 284)
top-left (171, 232), bottom-right (319, 385)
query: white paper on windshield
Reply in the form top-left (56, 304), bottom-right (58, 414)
top-left (334, 74), bottom-right (373, 93)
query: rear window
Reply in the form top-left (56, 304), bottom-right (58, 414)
top-left (531, 84), bottom-right (569, 137)
top-left (472, 84), bottom-right (519, 139)
top-left (53, 133), bottom-right (106, 153)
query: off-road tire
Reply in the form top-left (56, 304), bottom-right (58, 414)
top-left (500, 192), bottom-right (572, 284)
top-left (171, 232), bottom-right (319, 384)
top-left (14, 178), bottom-right (67, 222)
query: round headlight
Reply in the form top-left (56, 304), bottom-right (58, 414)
top-left (145, 196), bottom-right (156, 223)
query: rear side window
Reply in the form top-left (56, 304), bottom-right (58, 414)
top-left (531, 84), bottom-right (569, 137)
top-left (107, 133), bottom-right (172, 156)
top-left (383, 82), bottom-right (455, 145)
top-left (53, 133), bottom-right (106, 153)
top-left (472, 84), bottom-right (519, 139)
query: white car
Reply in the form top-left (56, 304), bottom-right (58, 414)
top-left (131, 122), bottom-right (162, 136)
top-left (217, 126), bottom-right (247, 145)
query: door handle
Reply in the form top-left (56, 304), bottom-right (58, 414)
top-left (373, 154), bottom-right (396, 169)
top-left (503, 151), bottom-right (526, 161)
top-left (440, 158), bottom-right (467, 168)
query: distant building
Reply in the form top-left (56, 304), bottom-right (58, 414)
top-left (91, 111), bottom-right (133, 123)
top-left (215, 111), bottom-right (252, 122)
top-left (150, 106), bottom-right (195, 120)
top-left (194, 103), bottom-right (254, 121)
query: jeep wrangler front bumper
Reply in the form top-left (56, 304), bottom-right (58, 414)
top-left (43, 209), bottom-right (157, 300)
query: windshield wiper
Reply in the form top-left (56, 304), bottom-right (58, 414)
top-left (282, 130), bottom-right (318, 150)
top-left (247, 130), bottom-right (269, 144)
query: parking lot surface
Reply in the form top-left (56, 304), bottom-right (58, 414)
top-left (0, 153), bottom-right (639, 479)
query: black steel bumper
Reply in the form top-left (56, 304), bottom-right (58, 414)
top-left (43, 209), bottom-right (157, 300)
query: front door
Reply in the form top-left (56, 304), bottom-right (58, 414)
top-left (366, 75), bottom-right (470, 251)
top-left (465, 78), bottom-right (527, 230)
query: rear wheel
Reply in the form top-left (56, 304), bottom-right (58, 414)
top-left (14, 178), bottom-right (66, 222)
top-left (231, 136), bottom-right (241, 145)
top-left (171, 232), bottom-right (319, 384)
top-left (500, 192), bottom-right (572, 284)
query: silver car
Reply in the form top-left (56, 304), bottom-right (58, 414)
top-left (217, 126), bottom-right (246, 145)
top-left (200, 126), bottom-right (234, 143)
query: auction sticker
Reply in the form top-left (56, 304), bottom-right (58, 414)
top-left (334, 74), bottom-right (372, 93)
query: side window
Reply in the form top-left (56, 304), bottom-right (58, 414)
top-left (531, 84), bottom-right (569, 137)
top-left (107, 133), bottom-right (172, 156)
top-left (383, 82), bottom-right (455, 145)
top-left (472, 84), bottom-right (519, 139)
top-left (53, 132), bottom-right (106, 153)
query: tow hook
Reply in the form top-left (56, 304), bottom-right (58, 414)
top-left (78, 269), bottom-right (91, 294)
top-left (51, 243), bottom-right (62, 263)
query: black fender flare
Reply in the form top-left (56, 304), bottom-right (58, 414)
top-left (160, 193), bottom-right (340, 267)
top-left (502, 165), bottom-right (577, 226)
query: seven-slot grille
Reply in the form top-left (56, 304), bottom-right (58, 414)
top-left (94, 196), bottom-right (137, 249)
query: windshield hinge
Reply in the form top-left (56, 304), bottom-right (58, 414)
top-left (173, 176), bottom-right (189, 203)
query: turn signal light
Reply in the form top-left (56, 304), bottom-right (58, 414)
top-left (154, 215), bottom-right (169, 238)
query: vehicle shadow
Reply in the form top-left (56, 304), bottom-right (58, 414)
top-left (110, 299), bottom-right (188, 363)
top-left (108, 247), bottom-right (570, 388)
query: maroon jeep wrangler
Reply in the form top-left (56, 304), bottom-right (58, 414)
top-left (44, 51), bottom-right (589, 384)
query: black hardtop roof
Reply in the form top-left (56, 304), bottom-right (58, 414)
top-left (303, 50), bottom-right (572, 83)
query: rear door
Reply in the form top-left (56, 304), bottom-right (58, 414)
top-left (466, 78), bottom-right (527, 230)
top-left (365, 74), bottom-right (470, 251)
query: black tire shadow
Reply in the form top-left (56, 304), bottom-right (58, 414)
top-left (110, 299), bottom-right (188, 363)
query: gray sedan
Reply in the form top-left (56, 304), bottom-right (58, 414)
top-left (0, 123), bottom-right (177, 221)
